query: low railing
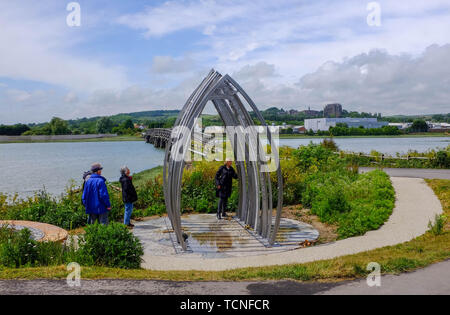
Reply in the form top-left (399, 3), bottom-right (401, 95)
top-left (335, 151), bottom-right (432, 161)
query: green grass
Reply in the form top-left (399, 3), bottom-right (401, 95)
top-left (0, 179), bottom-right (448, 281)
top-left (110, 166), bottom-right (163, 189)
top-left (131, 166), bottom-right (163, 188)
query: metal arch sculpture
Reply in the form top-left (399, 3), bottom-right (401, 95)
top-left (163, 70), bottom-right (283, 251)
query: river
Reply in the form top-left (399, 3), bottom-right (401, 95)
top-left (0, 137), bottom-right (448, 196)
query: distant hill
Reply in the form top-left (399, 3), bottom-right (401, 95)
top-left (67, 110), bottom-right (181, 125)
top-left (22, 110), bottom-right (182, 128)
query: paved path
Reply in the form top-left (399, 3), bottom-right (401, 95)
top-left (1, 260), bottom-right (448, 295)
top-left (141, 177), bottom-right (443, 271)
top-left (360, 167), bottom-right (450, 180)
top-left (320, 259), bottom-right (450, 295)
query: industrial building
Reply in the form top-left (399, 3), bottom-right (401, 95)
top-left (304, 118), bottom-right (388, 132)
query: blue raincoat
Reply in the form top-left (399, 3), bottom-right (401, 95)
top-left (82, 174), bottom-right (111, 215)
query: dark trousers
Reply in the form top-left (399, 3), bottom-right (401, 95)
top-left (88, 213), bottom-right (109, 225)
top-left (217, 197), bottom-right (228, 217)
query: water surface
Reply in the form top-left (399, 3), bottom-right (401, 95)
top-left (0, 141), bottom-right (165, 196)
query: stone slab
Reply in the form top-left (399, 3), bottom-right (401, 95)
top-left (0, 220), bottom-right (68, 242)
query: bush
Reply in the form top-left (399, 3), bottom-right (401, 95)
top-left (0, 227), bottom-right (37, 268)
top-left (181, 161), bottom-right (230, 213)
top-left (134, 176), bottom-right (166, 217)
top-left (77, 223), bottom-right (143, 269)
top-left (321, 138), bottom-right (339, 152)
top-left (302, 167), bottom-right (394, 239)
top-left (292, 142), bottom-right (334, 172)
top-left (0, 226), bottom-right (69, 268)
top-left (434, 151), bottom-right (449, 168)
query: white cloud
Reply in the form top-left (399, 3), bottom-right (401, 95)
top-left (0, 1), bottom-right (129, 93)
top-left (6, 89), bottom-right (32, 103)
top-left (151, 56), bottom-right (195, 74)
top-left (232, 45), bottom-right (450, 115)
top-left (117, 0), bottom-right (249, 38)
top-left (64, 92), bottom-right (79, 104)
top-left (202, 25), bottom-right (217, 36)
top-left (233, 62), bottom-right (277, 81)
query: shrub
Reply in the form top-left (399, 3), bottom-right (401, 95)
top-left (321, 138), bottom-right (339, 152)
top-left (0, 227), bottom-right (38, 268)
top-left (77, 223), bottom-right (143, 269)
top-left (302, 168), bottom-right (394, 239)
top-left (181, 161), bottom-right (235, 213)
top-left (134, 176), bottom-right (165, 217)
top-left (428, 214), bottom-right (447, 236)
top-left (434, 150), bottom-right (449, 168)
top-left (292, 143), bottom-right (334, 172)
top-left (0, 226), bottom-right (70, 268)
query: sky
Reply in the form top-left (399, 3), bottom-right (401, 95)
top-left (0, 0), bottom-right (449, 124)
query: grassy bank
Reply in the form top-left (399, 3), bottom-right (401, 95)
top-left (0, 135), bottom-right (143, 144)
top-left (129, 166), bottom-right (163, 188)
top-left (0, 179), bottom-right (447, 281)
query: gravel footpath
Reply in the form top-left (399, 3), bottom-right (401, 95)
top-left (141, 177), bottom-right (443, 271)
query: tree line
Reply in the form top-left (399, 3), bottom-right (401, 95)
top-left (0, 117), bottom-right (143, 136)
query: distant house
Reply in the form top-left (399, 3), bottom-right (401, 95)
top-left (134, 124), bottom-right (146, 130)
top-left (293, 126), bottom-right (306, 134)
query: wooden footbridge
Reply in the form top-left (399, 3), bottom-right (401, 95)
top-left (144, 128), bottom-right (215, 149)
top-left (144, 128), bottom-right (171, 148)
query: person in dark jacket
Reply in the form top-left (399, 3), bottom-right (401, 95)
top-left (82, 163), bottom-right (111, 225)
top-left (119, 166), bottom-right (138, 228)
top-left (215, 160), bottom-right (238, 220)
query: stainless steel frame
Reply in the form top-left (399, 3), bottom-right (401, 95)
top-left (163, 70), bottom-right (283, 251)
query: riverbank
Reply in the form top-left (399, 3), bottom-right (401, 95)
top-left (0, 135), bottom-right (143, 143)
top-left (279, 133), bottom-right (449, 139)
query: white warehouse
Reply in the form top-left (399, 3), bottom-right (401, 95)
top-left (304, 118), bottom-right (388, 132)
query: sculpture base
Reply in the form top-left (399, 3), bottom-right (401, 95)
top-left (0, 220), bottom-right (68, 242)
top-left (133, 214), bottom-right (319, 259)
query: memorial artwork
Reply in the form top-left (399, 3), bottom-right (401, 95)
top-left (163, 70), bottom-right (283, 251)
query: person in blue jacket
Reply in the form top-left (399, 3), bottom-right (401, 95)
top-left (82, 163), bottom-right (111, 225)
